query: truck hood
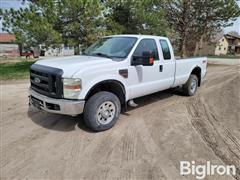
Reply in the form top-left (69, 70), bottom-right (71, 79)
top-left (36, 55), bottom-right (114, 77)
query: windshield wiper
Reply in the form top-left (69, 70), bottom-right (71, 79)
top-left (92, 52), bottom-right (112, 59)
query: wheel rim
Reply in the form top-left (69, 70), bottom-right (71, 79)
top-left (190, 79), bottom-right (197, 93)
top-left (97, 101), bottom-right (116, 125)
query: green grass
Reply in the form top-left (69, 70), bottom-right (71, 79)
top-left (0, 61), bottom-right (35, 80)
top-left (207, 55), bottom-right (240, 59)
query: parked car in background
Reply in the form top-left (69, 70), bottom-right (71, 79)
top-left (21, 50), bottom-right (34, 58)
top-left (21, 48), bottom-right (40, 58)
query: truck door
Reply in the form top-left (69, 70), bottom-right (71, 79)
top-left (128, 38), bottom-right (173, 99)
top-left (158, 39), bottom-right (175, 88)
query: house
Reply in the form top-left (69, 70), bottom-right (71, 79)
top-left (214, 34), bottom-right (240, 55)
top-left (198, 33), bottom-right (240, 56)
top-left (0, 33), bottom-right (74, 58)
top-left (0, 33), bottom-right (19, 57)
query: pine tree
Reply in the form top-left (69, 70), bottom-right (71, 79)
top-left (163, 0), bottom-right (240, 57)
top-left (105, 0), bottom-right (168, 36)
top-left (1, 0), bottom-right (104, 54)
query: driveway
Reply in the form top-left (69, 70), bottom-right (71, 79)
top-left (1, 64), bottom-right (239, 180)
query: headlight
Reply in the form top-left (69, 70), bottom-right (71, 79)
top-left (63, 78), bottom-right (82, 99)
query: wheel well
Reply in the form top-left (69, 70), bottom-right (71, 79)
top-left (191, 67), bottom-right (201, 86)
top-left (85, 80), bottom-right (126, 105)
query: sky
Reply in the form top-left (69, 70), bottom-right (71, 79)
top-left (0, 0), bottom-right (28, 31)
top-left (0, 0), bottom-right (27, 10)
top-left (0, 0), bottom-right (240, 34)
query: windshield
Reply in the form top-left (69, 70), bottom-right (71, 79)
top-left (83, 37), bottom-right (137, 60)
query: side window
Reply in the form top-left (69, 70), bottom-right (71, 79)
top-left (133, 39), bottom-right (159, 60)
top-left (160, 40), bottom-right (171, 60)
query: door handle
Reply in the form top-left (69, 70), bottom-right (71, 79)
top-left (159, 65), bottom-right (163, 72)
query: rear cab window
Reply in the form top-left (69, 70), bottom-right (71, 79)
top-left (159, 39), bottom-right (171, 60)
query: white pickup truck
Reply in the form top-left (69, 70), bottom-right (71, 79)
top-left (29, 35), bottom-right (207, 131)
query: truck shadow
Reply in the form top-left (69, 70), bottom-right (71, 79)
top-left (28, 89), bottom-right (182, 132)
top-left (27, 110), bottom-right (92, 132)
top-left (122, 88), bottom-right (183, 116)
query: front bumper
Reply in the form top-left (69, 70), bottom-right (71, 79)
top-left (29, 89), bottom-right (85, 116)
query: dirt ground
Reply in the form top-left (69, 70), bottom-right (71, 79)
top-left (1, 64), bottom-right (240, 180)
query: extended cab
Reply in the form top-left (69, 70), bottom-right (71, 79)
top-left (29, 35), bottom-right (207, 131)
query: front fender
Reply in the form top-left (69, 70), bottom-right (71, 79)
top-left (78, 74), bottom-right (128, 100)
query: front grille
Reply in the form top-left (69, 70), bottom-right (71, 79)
top-left (30, 64), bottom-right (63, 98)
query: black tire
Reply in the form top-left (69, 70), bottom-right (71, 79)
top-left (182, 74), bottom-right (198, 96)
top-left (83, 91), bottom-right (121, 132)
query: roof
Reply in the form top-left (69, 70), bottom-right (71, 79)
top-left (0, 33), bottom-right (16, 43)
top-left (105, 34), bottom-right (168, 40)
top-left (224, 33), bottom-right (240, 40)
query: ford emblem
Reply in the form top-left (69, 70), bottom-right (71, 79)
top-left (34, 77), bottom-right (41, 83)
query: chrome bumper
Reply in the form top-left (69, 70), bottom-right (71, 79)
top-left (29, 89), bottom-right (85, 116)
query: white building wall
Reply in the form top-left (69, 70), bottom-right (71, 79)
top-left (215, 37), bottom-right (228, 55)
top-left (44, 45), bottom-right (74, 56)
top-left (0, 44), bottom-right (19, 57)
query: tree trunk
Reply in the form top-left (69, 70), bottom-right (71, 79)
top-left (74, 45), bottom-right (80, 55)
top-left (181, 41), bottom-right (187, 57)
top-left (194, 35), bottom-right (204, 56)
top-left (18, 43), bottom-right (23, 56)
top-left (180, 31), bottom-right (187, 58)
top-left (194, 41), bottom-right (199, 56)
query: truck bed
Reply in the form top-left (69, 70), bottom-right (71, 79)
top-left (173, 57), bottom-right (207, 87)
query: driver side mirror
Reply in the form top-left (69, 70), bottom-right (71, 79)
top-left (131, 51), bottom-right (154, 66)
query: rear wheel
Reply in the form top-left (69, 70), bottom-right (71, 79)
top-left (83, 91), bottom-right (121, 131)
top-left (182, 74), bottom-right (198, 96)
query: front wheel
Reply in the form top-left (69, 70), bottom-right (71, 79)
top-left (83, 91), bottom-right (121, 131)
top-left (182, 74), bottom-right (198, 96)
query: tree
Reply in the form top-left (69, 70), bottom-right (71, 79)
top-left (57, 0), bottom-right (104, 51)
top-left (1, 2), bottom-right (62, 51)
top-left (1, 0), bottom-right (104, 54)
top-left (163, 0), bottom-right (240, 57)
top-left (105, 0), bottom-right (168, 36)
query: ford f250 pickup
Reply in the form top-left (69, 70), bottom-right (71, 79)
top-left (29, 35), bottom-right (207, 131)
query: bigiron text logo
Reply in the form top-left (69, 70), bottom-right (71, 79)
top-left (180, 161), bottom-right (236, 179)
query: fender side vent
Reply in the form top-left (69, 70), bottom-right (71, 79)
top-left (119, 69), bottom-right (128, 78)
